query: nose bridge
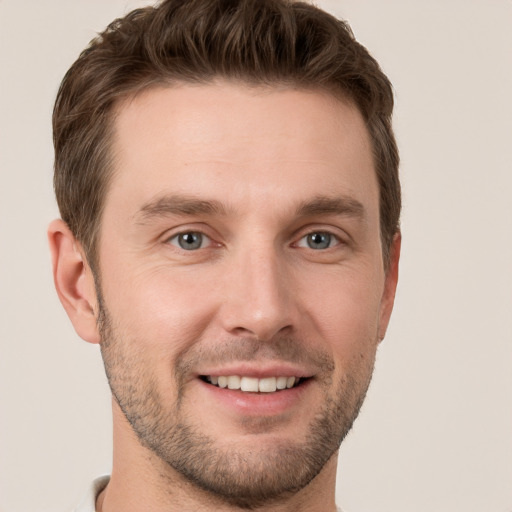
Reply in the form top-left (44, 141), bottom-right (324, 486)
top-left (221, 237), bottom-right (294, 340)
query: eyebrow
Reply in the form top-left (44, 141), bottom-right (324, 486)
top-left (134, 193), bottom-right (365, 224)
top-left (295, 195), bottom-right (365, 219)
top-left (135, 194), bottom-right (229, 223)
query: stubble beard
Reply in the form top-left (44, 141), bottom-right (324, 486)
top-left (97, 299), bottom-right (375, 509)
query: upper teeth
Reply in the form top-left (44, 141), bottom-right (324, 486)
top-left (206, 375), bottom-right (298, 393)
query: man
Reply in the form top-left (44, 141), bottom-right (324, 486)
top-left (48, 0), bottom-right (401, 510)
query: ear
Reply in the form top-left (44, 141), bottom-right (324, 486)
top-left (378, 232), bottom-right (401, 342)
top-left (48, 219), bottom-right (100, 344)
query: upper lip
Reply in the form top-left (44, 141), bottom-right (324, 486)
top-left (195, 362), bottom-right (315, 379)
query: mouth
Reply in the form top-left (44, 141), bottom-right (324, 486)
top-left (199, 375), bottom-right (307, 393)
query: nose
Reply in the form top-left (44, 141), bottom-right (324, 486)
top-left (219, 243), bottom-right (297, 341)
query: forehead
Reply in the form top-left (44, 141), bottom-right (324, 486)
top-left (107, 82), bottom-right (377, 219)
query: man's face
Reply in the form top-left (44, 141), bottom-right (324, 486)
top-left (95, 82), bottom-right (398, 506)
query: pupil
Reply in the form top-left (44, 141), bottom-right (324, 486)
top-left (179, 232), bottom-right (202, 250)
top-left (308, 232), bottom-right (330, 249)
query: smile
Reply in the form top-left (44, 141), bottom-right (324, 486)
top-left (201, 375), bottom-right (304, 393)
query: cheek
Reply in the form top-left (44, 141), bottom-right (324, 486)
top-left (101, 263), bottom-right (218, 357)
top-left (301, 265), bottom-right (384, 359)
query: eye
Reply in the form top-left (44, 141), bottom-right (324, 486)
top-left (297, 232), bottom-right (339, 250)
top-left (168, 231), bottom-right (210, 250)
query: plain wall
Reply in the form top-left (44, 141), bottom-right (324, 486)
top-left (0, 1), bottom-right (511, 511)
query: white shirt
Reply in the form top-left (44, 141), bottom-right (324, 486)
top-left (74, 476), bottom-right (109, 512)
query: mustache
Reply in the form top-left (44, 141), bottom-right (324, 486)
top-left (175, 336), bottom-right (335, 375)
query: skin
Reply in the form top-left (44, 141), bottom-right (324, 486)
top-left (48, 82), bottom-right (400, 512)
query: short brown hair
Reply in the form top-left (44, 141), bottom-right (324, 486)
top-left (53, 0), bottom-right (400, 270)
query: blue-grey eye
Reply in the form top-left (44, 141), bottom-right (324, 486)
top-left (307, 232), bottom-right (331, 249)
top-left (170, 232), bottom-right (206, 250)
top-left (297, 232), bottom-right (337, 250)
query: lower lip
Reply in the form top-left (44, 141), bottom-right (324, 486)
top-left (198, 379), bottom-right (312, 417)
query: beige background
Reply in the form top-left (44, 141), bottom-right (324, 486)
top-left (1, 1), bottom-right (511, 511)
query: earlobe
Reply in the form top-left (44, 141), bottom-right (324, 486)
top-left (378, 232), bottom-right (401, 342)
top-left (48, 219), bottom-right (101, 344)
